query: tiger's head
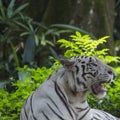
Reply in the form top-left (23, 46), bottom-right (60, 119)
top-left (60, 56), bottom-right (114, 98)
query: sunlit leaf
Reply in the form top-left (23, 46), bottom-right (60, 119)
top-left (9, 41), bottom-right (20, 67)
top-left (34, 35), bottom-right (39, 46)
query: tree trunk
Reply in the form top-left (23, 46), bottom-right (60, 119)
top-left (71, 0), bottom-right (115, 54)
top-left (41, 0), bottom-right (77, 25)
top-left (19, 0), bottom-right (115, 54)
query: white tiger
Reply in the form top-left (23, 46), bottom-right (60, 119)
top-left (20, 56), bottom-right (120, 120)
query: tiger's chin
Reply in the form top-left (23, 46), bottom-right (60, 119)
top-left (91, 82), bottom-right (107, 99)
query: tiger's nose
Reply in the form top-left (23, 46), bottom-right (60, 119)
top-left (108, 70), bottom-right (116, 80)
top-left (108, 70), bottom-right (113, 75)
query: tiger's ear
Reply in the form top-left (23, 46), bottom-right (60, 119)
top-left (59, 55), bottom-right (75, 68)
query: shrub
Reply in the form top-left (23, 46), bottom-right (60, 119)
top-left (0, 31), bottom-right (120, 119)
top-left (0, 66), bottom-right (55, 120)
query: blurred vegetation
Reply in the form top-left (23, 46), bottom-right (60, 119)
top-left (0, 0), bottom-right (95, 88)
top-left (0, 0), bottom-right (120, 119)
top-left (0, 31), bottom-right (120, 119)
top-left (0, 66), bottom-right (54, 119)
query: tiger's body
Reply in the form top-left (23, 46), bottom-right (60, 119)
top-left (20, 56), bottom-right (120, 120)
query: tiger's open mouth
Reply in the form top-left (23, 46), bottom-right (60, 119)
top-left (91, 80), bottom-right (111, 95)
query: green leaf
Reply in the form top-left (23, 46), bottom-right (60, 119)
top-left (51, 24), bottom-right (96, 39)
top-left (28, 22), bottom-right (34, 32)
top-left (7, 0), bottom-right (15, 18)
top-left (20, 31), bottom-right (31, 36)
top-left (46, 40), bottom-right (55, 46)
top-left (22, 34), bottom-right (35, 64)
top-left (15, 21), bottom-right (30, 31)
top-left (9, 41), bottom-right (20, 67)
top-left (76, 31), bottom-right (82, 37)
top-left (34, 35), bottom-right (39, 46)
top-left (41, 39), bottom-right (46, 46)
top-left (13, 3), bottom-right (29, 16)
top-left (49, 46), bottom-right (58, 59)
top-left (45, 29), bottom-right (56, 35)
top-left (53, 29), bottom-right (72, 34)
top-left (0, 0), bottom-right (6, 18)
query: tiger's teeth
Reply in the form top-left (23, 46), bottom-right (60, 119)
top-left (91, 82), bottom-right (108, 95)
top-left (100, 84), bottom-right (107, 91)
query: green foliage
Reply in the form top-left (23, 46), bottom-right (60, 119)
top-left (58, 31), bottom-right (120, 63)
top-left (0, 66), bottom-right (55, 120)
top-left (58, 31), bottom-right (108, 56)
top-left (0, 0), bottom-right (95, 86)
top-left (0, 31), bottom-right (120, 119)
top-left (0, 0), bottom-right (90, 88)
